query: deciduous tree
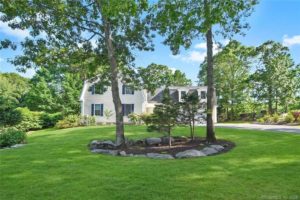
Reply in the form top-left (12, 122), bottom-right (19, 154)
top-left (152, 0), bottom-right (258, 142)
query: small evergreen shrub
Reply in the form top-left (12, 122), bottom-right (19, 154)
top-left (0, 127), bottom-right (26, 148)
top-left (55, 115), bottom-right (80, 129)
top-left (284, 113), bottom-right (295, 123)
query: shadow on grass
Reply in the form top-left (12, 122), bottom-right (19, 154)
top-left (1, 125), bottom-right (299, 200)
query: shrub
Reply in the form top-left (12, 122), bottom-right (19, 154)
top-left (80, 115), bottom-right (96, 126)
top-left (55, 115), bottom-right (80, 129)
top-left (272, 114), bottom-right (280, 123)
top-left (128, 113), bottom-right (141, 125)
top-left (14, 107), bottom-right (43, 131)
top-left (0, 127), bottom-right (26, 148)
top-left (140, 113), bottom-right (153, 125)
top-left (284, 113), bottom-right (295, 123)
top-left (257, 118), bottom-right (264, 123)
top-left (263, 114), bottom-right (272, 123)
top-left (40, 112), bottom-right (63, 128)
top-left (291, 110), bottom-right (300, 122)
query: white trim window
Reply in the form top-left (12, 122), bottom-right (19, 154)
top-left (122, 85), bottom-right (134, 95)
top-left (91, 104), bottom-right (104, 116)
top-left (122, 104), bottom-right (134, 116)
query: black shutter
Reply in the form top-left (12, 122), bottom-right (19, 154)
top-left (92, 85), bottom-right (95, 95)
top-left (132, 104), bottom-right (134, 113)
top-left (91, 104), bottom-right (94, 116)
top-left (122, 104), bottom-right (124, 116)
top-left (101, 104), bottom-right (104, 116)
top-left (122, 85), bottom-right (125, 94)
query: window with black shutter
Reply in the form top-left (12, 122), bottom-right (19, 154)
top-left (94, 104), bottom-right (104, 116)
top-left (122, 104), bottom-right (134, 116)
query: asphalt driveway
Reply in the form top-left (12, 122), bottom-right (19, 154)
top-left (213, 123), bottom-right (300, 134)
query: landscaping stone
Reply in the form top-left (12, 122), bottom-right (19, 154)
top-left (161, 137), bottom-right (175, 145)
top-left (134, 154), bottom-right (147, 158)
top-left (90, 140), bottom-right (116, 149)
top-left (175, 149), bottom-right (206, 158)
top-left (201, 147), bottom-right (218, 155)
top-left (210, 145), bottom-right (224, 151)
top-left (10, 144), bottom-right (26, 148)
top-left (119, 151), bottom-right (127, 156)
top-left (91, 149), bottom-right (118, 156)
top-left (145, 138), bottom-right (162, 146)
top-left (146, 153), bottom-right (174, 159)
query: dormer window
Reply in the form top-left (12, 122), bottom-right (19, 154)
top-left (180, 91), bottom-right (186, 100)
top-left (89, 83), bottom-right (107, 95)
top-left (122, 85), bottom-right (134, 95)
top-left (201, 91), bottom-right (206, 99)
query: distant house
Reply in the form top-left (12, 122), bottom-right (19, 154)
top-left (79, 78), bottom-right (217, 123)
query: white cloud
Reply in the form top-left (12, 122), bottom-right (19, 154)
top-left (194, 42), bottom-right (206, 49)
top-left (171, 50), bottom-right (206, 63)
top-left (171, 40), bottom-right (230, 63)
top-left (0, 21), bottom-right (30, 39)
top-left (283, 35), bottom-right (300, 47)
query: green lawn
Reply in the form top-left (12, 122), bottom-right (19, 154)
top-left (1, 126), bottom-right (299, 200)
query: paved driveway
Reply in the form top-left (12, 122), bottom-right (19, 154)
top-left (197, 123), bottom-right (300, 134)
top-left (214, 123), bottom-right (300, 134)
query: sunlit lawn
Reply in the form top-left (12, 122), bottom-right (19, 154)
top-left (1, 125), bottom-right (299, 200)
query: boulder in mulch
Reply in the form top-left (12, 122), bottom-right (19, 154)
top-left (146, 153), bottom-right (174, 159)
top-left (161, 137), bottom-right (175, 145)
top-left (90, 140), bottom-right (116, 149)
top-left (210, 145), bottom-right (224, 151)
top-left (91, 149), bottom-right (118, 156)
top-left (201, 147), bottom-right (218, 155)
top-left (145, 138), bottom-right (162, 146)
top-left (175, 149), bottom-right (206, 158)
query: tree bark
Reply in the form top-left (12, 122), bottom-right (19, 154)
top-left (103, 20), bottom-right (125, 146)
top-left (268, 86), bottom-right (273, 115)
top-left (205, 27), bottom-right (217, 143)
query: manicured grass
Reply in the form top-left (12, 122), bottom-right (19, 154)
top-left (1, 126), bottom-right (299, 200)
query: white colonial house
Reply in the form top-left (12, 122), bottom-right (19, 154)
top-left (79, 78), bottom-right (217, 123)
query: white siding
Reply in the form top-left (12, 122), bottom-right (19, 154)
top-left (81, 80), bottom-right (147, 123)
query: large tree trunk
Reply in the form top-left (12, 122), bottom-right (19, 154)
top-left (205, 27), bottom-right (217, 143)
top-left (103, 20), bottom-right (125, 146)
top-left (267, 86), bottom-right (273, 115)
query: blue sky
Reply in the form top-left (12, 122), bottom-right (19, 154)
top-left (1, 0), bottom-right (300, 84)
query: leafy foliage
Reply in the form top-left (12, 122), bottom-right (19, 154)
top-left (14, 107), bottom-right (43, 131)
top-left (0, 127), bottom-right (26, 148)
top-left (0, 73), bottom-right (30, 126)
top-left (139, 63), bottom-right (191, 94)
top-left (55, 115), bottom-right (81, 129)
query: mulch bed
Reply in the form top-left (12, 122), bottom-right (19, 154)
top-left (118, 137), bottom-right (235, 157)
